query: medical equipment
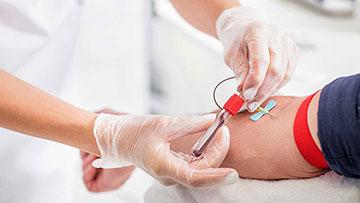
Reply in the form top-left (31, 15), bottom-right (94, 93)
top-left (250, 99), bottom-right (277, 122)
top-left (191, 93), bottom-right (244, 157)
top-left (191, 76), bottom-right (278, 158)
top-left (216, 6), bottom-right (298, 112)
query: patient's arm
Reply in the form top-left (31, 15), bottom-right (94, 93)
top-left (171, 92), bottom-right (327, 180)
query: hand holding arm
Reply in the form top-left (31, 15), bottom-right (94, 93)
top-left (92, 113), bottom-right (238, 187)
top-left (216, 7), bottom-right (299, 111)
top-left (80, 109), bottom-right (135, 193)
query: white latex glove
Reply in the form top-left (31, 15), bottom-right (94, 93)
top-left (216, 7), bottom-right (299, 111)
top-left (92, 113), bottom-right (238, 188)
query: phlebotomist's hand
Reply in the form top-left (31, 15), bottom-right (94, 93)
top-left (92, 113), bottom-right (238, 188)
top-left (216, 7), bottom-right (299, 112)
top-left (80, 109), bottom-right (135, 193)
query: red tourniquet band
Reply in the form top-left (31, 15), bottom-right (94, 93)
top-left (293, 92), bottom-right (329, 169)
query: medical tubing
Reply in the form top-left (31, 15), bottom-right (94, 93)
top-left (213, 76), bottom-right (236, 110)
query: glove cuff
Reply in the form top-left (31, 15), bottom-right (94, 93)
top-left (216, 6), bottom-right (259, 42)
top-left (92, 113), bottom-right (132, 168)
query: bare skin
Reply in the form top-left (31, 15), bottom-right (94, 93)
top-left (171, 93), bottom-right (327, 180)
top-left (0, 70), bottom-right (99, 155)
top-left (80, 151), bottom-right (135, 192)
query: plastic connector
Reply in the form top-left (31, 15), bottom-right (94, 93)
top-left (223, 94), bottom-right (244, 115)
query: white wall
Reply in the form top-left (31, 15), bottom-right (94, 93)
top-left (71, 0), bottom-right (151, 114)
top-left (68, 1), bottom-right (154, 202)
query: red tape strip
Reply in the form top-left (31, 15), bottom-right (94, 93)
top-left (293, 93), bottom-right (329, 169)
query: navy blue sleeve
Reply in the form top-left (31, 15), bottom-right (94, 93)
top-left (318, 73), bottom-right (360, 178)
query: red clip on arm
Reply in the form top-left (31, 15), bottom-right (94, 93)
top-left (223, 94), bottom-right (244, 115)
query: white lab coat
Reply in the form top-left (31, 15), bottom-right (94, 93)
top-left (0, 0), bottom-right (82, 202)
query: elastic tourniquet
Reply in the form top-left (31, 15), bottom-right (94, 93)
top-left (318, 74), bottom-right (360, 178)
top-left (294, 92), bottom-right (329, 169)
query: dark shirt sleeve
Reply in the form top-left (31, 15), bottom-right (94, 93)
top-left (318, 73), bottom-right (360, 178)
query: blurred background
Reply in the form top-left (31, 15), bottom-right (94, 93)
top-left (56, 0), bottom-right (360, 202)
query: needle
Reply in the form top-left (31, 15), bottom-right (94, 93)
top-left (257, 106), bottom-right (274, 116)
top-left (191, 93), bottom-right (244, 158)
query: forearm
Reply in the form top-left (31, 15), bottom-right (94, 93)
top-left (170, 0), bottom-right (240, 37)
top-left (0, 69), bottom-right (99, 155)
top-left (172, 78), bottom-right (360, 180)
top-left (171, 95), bottom-right (325, 180)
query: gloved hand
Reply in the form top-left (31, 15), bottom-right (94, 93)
top-left (81, 109), bottom-right (135, 192)
top-left (216, 7), bottom-right (299, 112)
top-left (92, 113), bottom-right (238, 188)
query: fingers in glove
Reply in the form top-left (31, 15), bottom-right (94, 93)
top-left (174, 163), bottom-right (238, 188)
top-left (191, 126), bottom-right (230, 169)
top-left (224, 42), bottom-right (249, 92)
top-left (235, 68), bottom-right (249, 94)
top-left (156, 177), bottom-right (176, 187)
top-left (162, 148), bottom-right (238, 188)
top-left (277, 36), bottom-right (298, 88)
top-left (246, 49), bottom-right (285, 111)
top-left (242, 37), bottom-right (270, 101)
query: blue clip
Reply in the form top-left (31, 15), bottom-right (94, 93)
top-left (250, 99), bottom-right (277, 121)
